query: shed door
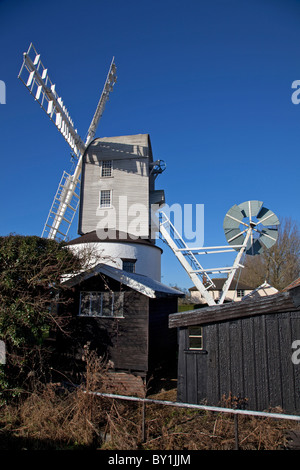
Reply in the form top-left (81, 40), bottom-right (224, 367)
top-left (177, 327), bottom-right (208, 404)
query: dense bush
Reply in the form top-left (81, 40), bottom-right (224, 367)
top-left (0, 234), bottom-right (82, 401)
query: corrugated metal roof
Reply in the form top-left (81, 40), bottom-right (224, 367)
top-left (62, 263), bottom-right (184, 299)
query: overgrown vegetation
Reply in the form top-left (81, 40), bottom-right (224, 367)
top-left (0, 234), bottom-right (299, 451)
top-left (0, 234), bottom-right (83, 401)
top-left (0, 348), bottom-right (298, 451)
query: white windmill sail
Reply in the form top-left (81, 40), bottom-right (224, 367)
top-left (18, 43), bottom-right (117, 240)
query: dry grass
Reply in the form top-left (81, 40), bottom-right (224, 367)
top-left (100, 388), bottom-right (297, 451)
top-left (0, 351), bottom-right (298, 450)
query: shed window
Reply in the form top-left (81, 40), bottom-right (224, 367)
top-left (237, 289), bottom-right (245, 298)
top-left (100, 190), bottom-right (112, 208)
top-left (101, 160), bottom-right (113, 177)
top-left (188, 326), bottom-right (203, 350)
top-left (79, 291), bottom-right (124, 317)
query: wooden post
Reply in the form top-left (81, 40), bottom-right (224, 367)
top-left (141, 401), bottom-right (146, 443)
top-left (234, 414), bottom-right (239, 450)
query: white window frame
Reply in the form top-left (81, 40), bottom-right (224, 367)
top-left (101, 160), bottom-right (113, 178)
top-left (79, 291), bottom-right (124, 318)
top-left (188, 326), bottom-right (203, 350)
top-left (99, 189), bottom-right (112, 208)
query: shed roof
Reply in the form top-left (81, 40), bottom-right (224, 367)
top-left (62, 263), bottom-right (184, 299)
top-left (169, 285), bottom-right (300, 328)
top-left (282, 277), bottom-right (300, 292)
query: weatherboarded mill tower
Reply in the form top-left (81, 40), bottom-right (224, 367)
top-left (69, 133), bottom-right (166, 280)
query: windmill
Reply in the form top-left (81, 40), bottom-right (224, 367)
top-left (159, 200), bottom-right (280, 306)
top-left (18, 45), bottom-right (280, 305)
top-left (18, 43), bottom-right (117, 241)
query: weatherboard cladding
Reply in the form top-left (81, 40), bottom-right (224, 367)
top-left (171, 286), bottom-right (300, 413)
top-left (58, 279), bottom-right (150, 374)
top-left (79, 134), bottom-right (154, 237)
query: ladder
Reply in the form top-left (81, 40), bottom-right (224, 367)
top-left (42, 170), bottom-right (80, 240)
top-left (159, 211), bottom-right (217, 306)
top-left (159, 211), bottom-right (251, 306)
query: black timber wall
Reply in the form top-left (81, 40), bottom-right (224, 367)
top-left (177, 310), bottom-right (300, 414)
top-left (148, 297), bottom-right (178, 374)
top-left (55, 275), bottom-right (149, 378)
top-left (55, 274), bottom-right (179, 383)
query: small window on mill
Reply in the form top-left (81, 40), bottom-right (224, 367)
top-left (100, 189), bottom-right (111, 208)
top-left (122, 259), bottom-right (136, 273)
top-left (188, 326), bottom-right (203, 350)
top-left (101, 160), bottom-right (112, 177)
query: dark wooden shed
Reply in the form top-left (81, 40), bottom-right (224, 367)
top-left (55, 263), bottom-right (183, 395)
top-left (169, 285), bottom-right (300, 414)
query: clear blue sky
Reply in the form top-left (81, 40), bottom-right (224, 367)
top-left (0, 0), bottom-right (300, 289)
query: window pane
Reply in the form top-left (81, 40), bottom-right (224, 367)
top-left (113, 292), bottom-right (124, 317)
top-left (80, 292), bottom-right (90, 316)
top-left (79, 291), bottom-right (124, 318)
top-left (189, 326), bottom-right (202, 336)
top-left (90, 292), bottom-right (101, 316)
top-left (100, 190), bottom-right (111, 208)
top-left (189, 336), bottom-right (203, 350)
top-left (188, 326), bottom-right (203, 350)
top-left (122, 261), bottom-right (135, 273)
top-left (102, 160), bottom-right (112, 177)
top-left (102, 292), bottom-right (112, 316)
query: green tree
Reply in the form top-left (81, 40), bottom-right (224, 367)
top-left (240, 217), bottom-right (300, 291)
top-left (0, 234), bottom-right (82, 400)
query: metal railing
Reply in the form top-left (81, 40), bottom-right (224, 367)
top-left (85, 390), bottom-right (300, 450)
